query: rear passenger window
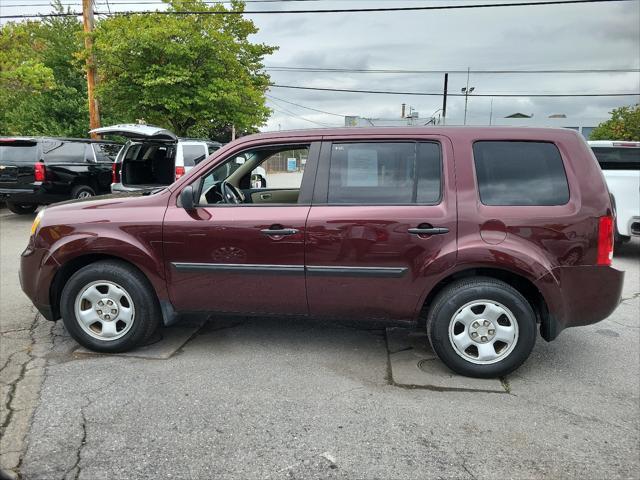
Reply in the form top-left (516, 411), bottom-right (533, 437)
top-left (473, 141), bottom-right (569, 206)
top-left (328, 142), bottom-right (441, 204)
top-left (42, 141), bottom-right (88, 163)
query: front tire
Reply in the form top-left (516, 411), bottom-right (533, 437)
top-left (60, 260), bottom-right (161, 353)
top-left (426, 277), bottom-right (537, 378)
top-left (6, 202), bottom-right (38, 215)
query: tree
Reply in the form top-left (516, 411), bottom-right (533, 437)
top-left (94, 0), bottom-right (276, 136)
top-left (0, 2), bottom-right (89, 137)
top-left (590, 104), bottom-right (640, 141)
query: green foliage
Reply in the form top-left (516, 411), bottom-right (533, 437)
top-left (0, 2), bottom-right (89, 137)
top-left (94, 0), bottom-right (276, 136)
top-left (1, 0), bottom-right (275, 139)
top-left (590, 104), bottom-right (640, 141)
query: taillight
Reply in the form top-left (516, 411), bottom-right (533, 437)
top-left (34, 162), bottom-right (46, 182)
top-left (175, 166), bottom-right (185, 180)
top-left (597, 215), bottom-right (614, 266)
top-left (111, 162), bottom-right (120, 184)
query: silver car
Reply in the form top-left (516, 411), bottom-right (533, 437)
top-left (90, 124), bottom-right (222, 193)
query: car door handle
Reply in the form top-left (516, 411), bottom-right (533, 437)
top-left (408, 227), bottom-right (449, 235)
top-left (261, 228), bottom-right (299, 236)
top-left (260, 193), bottom-right (272, 200)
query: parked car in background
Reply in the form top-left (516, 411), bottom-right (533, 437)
top-left (0, 137), bottom-right (122, 214)
top-left (21, 127), bottom-right (623, 378)
top-left (90, 125), bottom-right (223, 193)
top-left (589, 141), bottom-right (640, 243)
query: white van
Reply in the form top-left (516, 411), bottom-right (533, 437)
top-left (589, 140), bottom-right (640, 242)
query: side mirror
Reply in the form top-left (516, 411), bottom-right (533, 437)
top-left (180, 185), bottom-right (195, 210)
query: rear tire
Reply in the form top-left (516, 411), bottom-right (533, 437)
top-left (426, 277), bottom-right (537, 378)
top-left (71, 184), bottom-right (96, 199)
top-left (60, 260), bottom-right (161, 353)
top-left (6, 202), bottom-right (38, 215)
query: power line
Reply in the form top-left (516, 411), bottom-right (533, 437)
top-left (1, 0), bottom-right (633, 19)
top-left (266, 66), bottom-right (640, 74)
top-left (270, 84), bottom-right (640, 97)
top-left (265, 93), bottom-right (346, 117)
top-left (267, 102), bottom-right (340, 127)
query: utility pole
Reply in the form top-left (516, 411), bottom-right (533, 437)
top-left (231, 124), bottom-right (236, 141)
top-left (82, 0), bottom-right (100, 138)
top-left (442, 73), bottom-right (448, 125)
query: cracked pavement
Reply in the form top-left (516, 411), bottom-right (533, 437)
top-left (1, 209), bottom-right (639, 479)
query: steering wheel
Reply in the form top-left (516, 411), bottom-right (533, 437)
top-left (221, 181), bottom-right (244, 204)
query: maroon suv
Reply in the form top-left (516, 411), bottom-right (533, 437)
top-left (20, 127), bottom-right (624, 377)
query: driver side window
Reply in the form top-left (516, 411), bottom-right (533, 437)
top-left (197, 145), bottom-right (310, 206)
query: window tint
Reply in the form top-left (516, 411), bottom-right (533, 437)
top-left (182, 144), bottom-right (206, 166)
top-left (0, 145), bottom-right (38, 163)
top-left (591, 147), bottom-right (640, 171)
top-left (328, 142), bottom-right (441, 204)
top-left (93, 143), bottom-right (121, 163)
top-left (473, 141), bottom-right (569, 206)
top-left (42, 141), bottom-right (87, 163)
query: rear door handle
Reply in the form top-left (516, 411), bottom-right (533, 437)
top-left (261, 228), bottom-right (299, 236)
top-left (408, 227), bottom-right (449, 235)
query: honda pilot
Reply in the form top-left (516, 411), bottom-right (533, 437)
top-left (20, 127), bottom-right (624, 378)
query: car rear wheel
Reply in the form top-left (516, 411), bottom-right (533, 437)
top-left (6, 202), bottom-right (38, 215)
top-left (426, 277), bottom-right (536, 378)
top-left (72, 184), bottom-right (96, 199)
top-left (60, 260), bottom-right (161, 352)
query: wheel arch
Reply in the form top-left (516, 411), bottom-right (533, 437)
top-left (420, 266), bottom-right (551, 339)
top-left (49, 253), bottom-right (164, 322)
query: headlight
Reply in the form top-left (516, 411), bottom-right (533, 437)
top-left (30, 209), bottom-right (45, 236)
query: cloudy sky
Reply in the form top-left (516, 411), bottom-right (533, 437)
top-left (2, 0), bottom-right (639, 130)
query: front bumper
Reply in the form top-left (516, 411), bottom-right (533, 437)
top-left (535, 265), bottom-right (624, 340)
top-left (20, 245), bottom-right (60, 321)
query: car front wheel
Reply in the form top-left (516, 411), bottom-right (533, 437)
top-left (426, 277), bottom-right (536, 378)
top-left (60, 260), bottom-right (160, 352)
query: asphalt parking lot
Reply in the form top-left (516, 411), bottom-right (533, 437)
top-left (1, 208), bottom-right (639, 479)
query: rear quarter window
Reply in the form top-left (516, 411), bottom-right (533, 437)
top-left (473, 141), bottom-right (570, 206)
top-left (591, 147), bottom-right (640, 171)
top-left (94, 143), bottom-right (122, 163)
top-left (42, 141), bottom-right (88, 163)
top-left (182, 144), bottom-right (207, 166)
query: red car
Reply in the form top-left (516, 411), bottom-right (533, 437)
top-left (20, 127), bottom-right (623, 378)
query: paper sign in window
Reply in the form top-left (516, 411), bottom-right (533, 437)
top-left (346, 149), bottom-right (379, 186)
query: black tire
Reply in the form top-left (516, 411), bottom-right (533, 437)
top-left (426, 277), bottom-right (537, 378)
top-left (60, 260), bottom-right (161, 353)
top-left (71, 184), bottom-right (96, 200)
top-left (6, 202), bottom-right (38, 215)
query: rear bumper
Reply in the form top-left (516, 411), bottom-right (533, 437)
top-left (535, 265), bottom-right (624, 340)
top-left (0, 186), bottom-right (65, 205)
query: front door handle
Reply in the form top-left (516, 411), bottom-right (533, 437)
top-left (261, 227), bottom-right (299, 236)
top-left (408, 226), bottom-right (449, 235)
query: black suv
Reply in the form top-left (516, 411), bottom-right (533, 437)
top-left (0, 137), bottom-right (122, 214)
